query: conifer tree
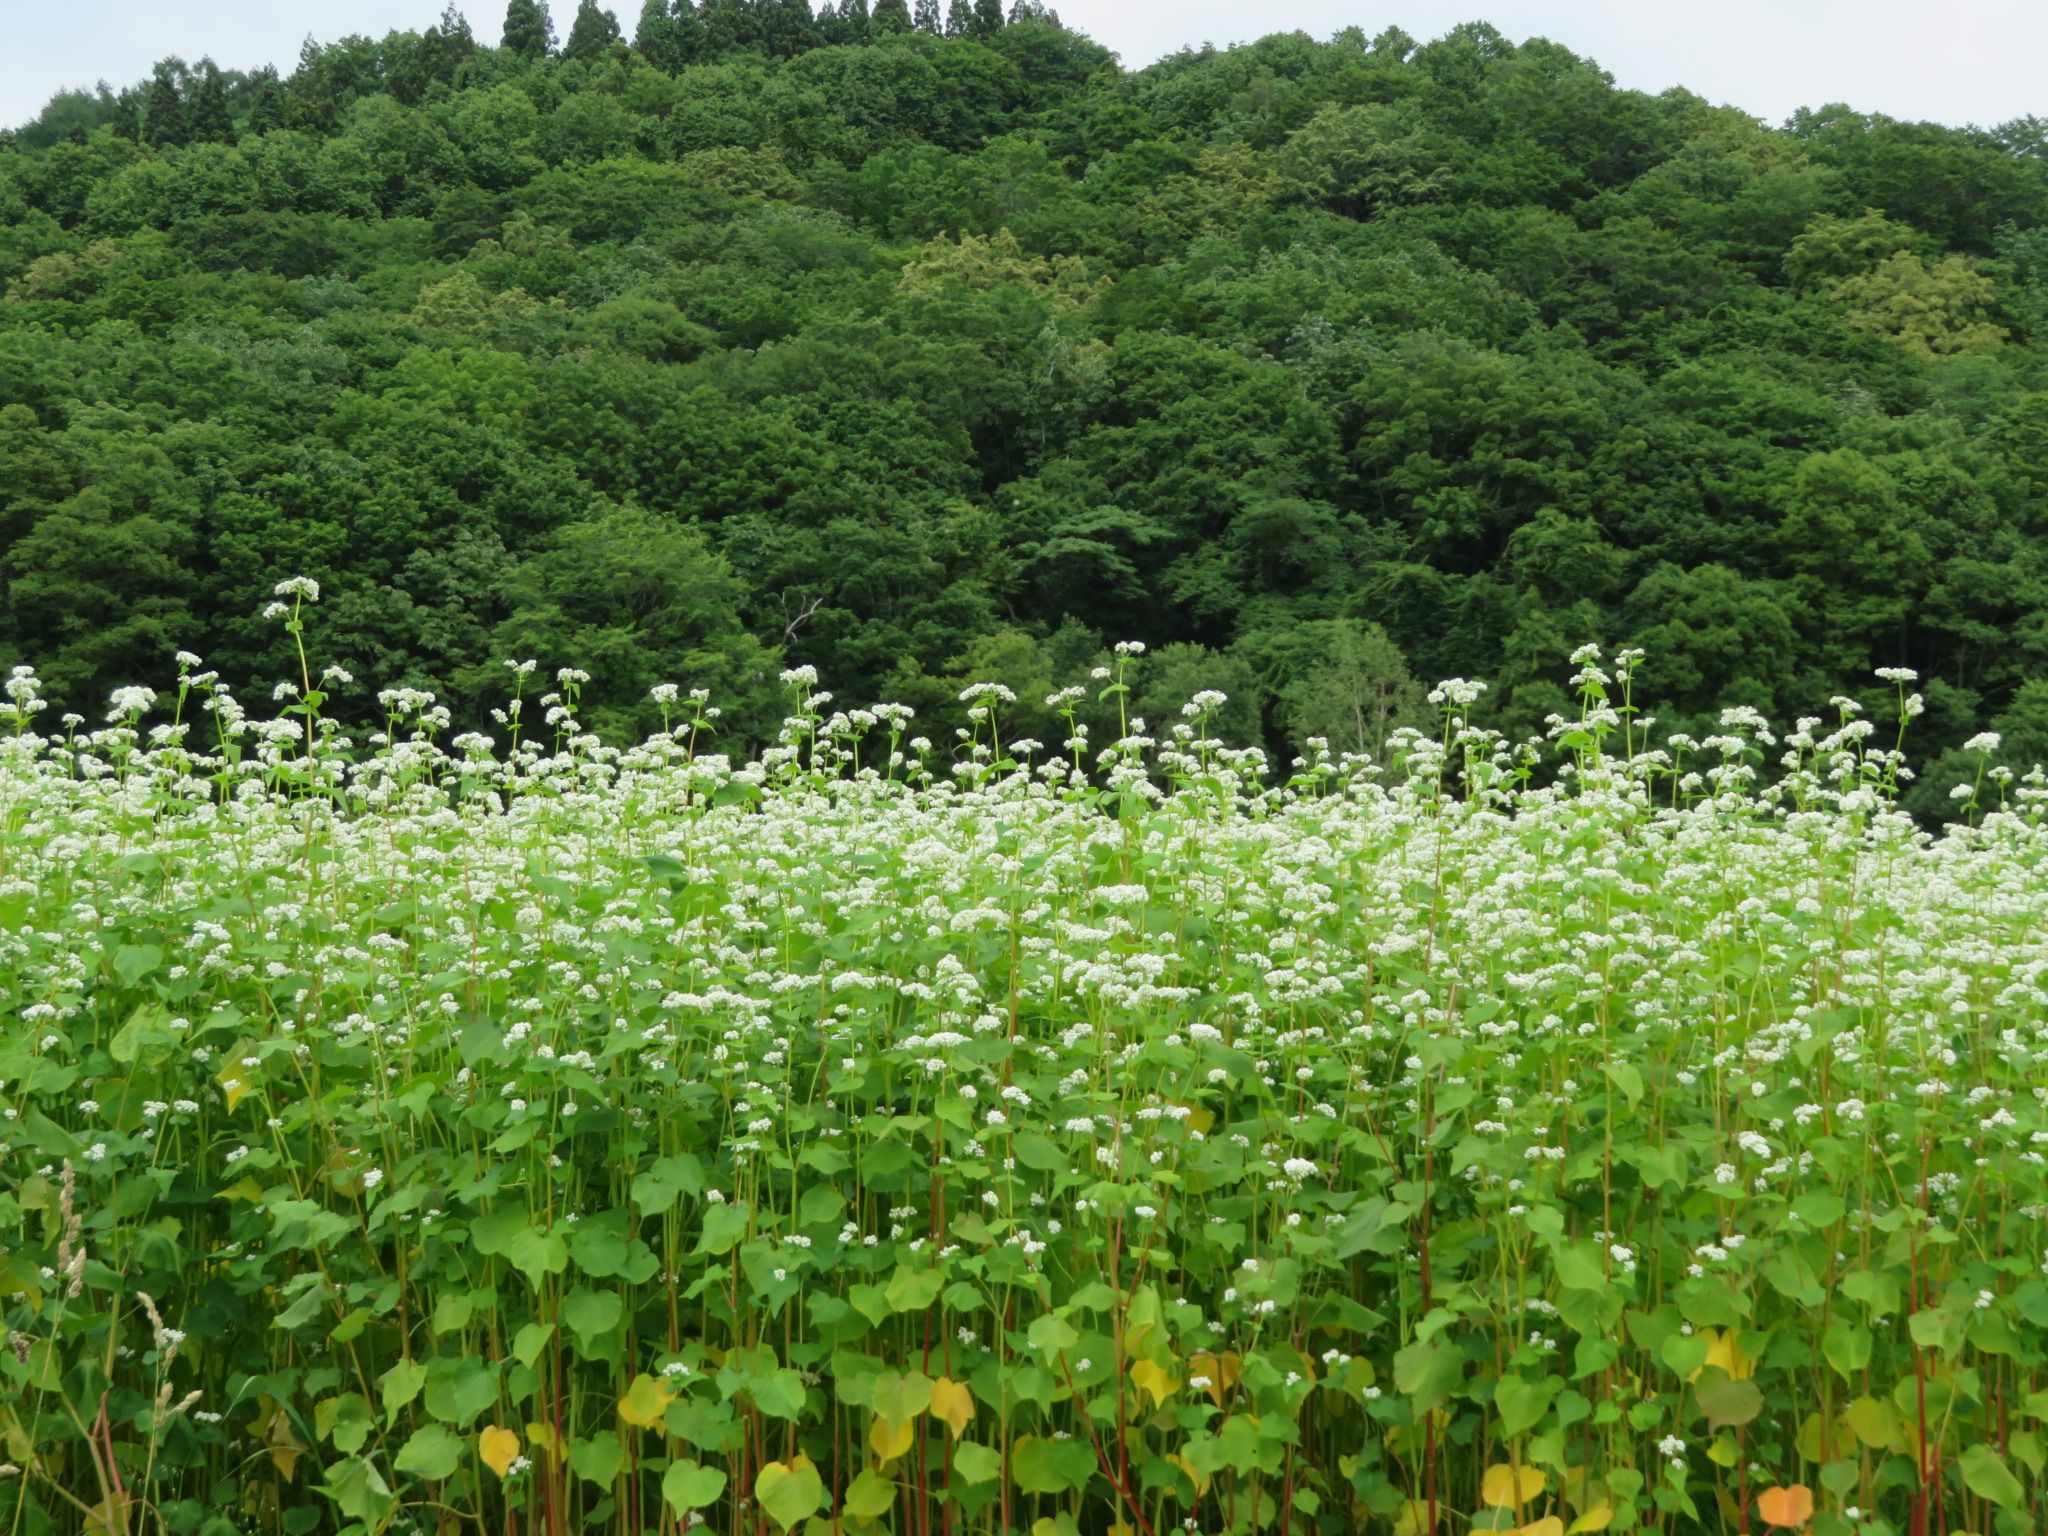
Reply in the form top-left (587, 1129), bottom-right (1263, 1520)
top-left (759, 0), bottom-right (819, 56)
top-left (972, 0), bottom-right (1003, 36)
top-left (944, 0), bottom-right (972, 37)
top-left (633, 0), bottom-right (678, 67)
top-left (185, 62), bottom-right (235, 142)
top-left (141, 64), bottom-right (184, 146)
top-left (244, 66), bottom-right (285, 134)
top-left (671, 0), bottom-right (705, 62)
top-left (698, 0), bottom-right (751, 55)
top-left (432, 4), bottom-right (478, 75)
top-left (837, 0), bottom-right (871, 43)
top-left (913, 0), bottom-right (941, 31)
top-left (872, 0), bottom-right (912, 35)
top-left (563, 0), bottom-right (622, 60)
top-left (502, 0), bottom-right (557, 58)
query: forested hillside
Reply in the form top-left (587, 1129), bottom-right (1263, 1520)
top-left (4, 2), bottom-right (2047, 809)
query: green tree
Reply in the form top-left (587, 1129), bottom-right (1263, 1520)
top-left (488, 506), bottom-right (781, 741)
top-left (872, 0), bottom-right (913, 36)
top-left (972, 0), bottom-right (1004, 37)
top-left (633, 0), bottom-right (684, 68)
top-left (563, 0), bottom-right (623, 60)
top-left (913, 0), bottom-right (941, 32)
top-left (502, 0), bottom-right (557, 58)
top-left (1830, 252), bottom-right (2009, 358)
top-left (1242, 620), bottom-right (1427, 761)
top-left (141, 63), bottom-right (184, 146)
top-left (186, 63), bottom-right (235, 143)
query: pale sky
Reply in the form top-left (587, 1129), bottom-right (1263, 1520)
top-left (2, 0), bottom-right (2039, 133)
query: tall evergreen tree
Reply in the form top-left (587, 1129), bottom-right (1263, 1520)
top-left (185, 62), bottom-right (235, 142)
top-left (671, 0), bottom-right (705, 60)
top-left (912, 0), bottom-right (941, 31)
top-left (502, 0), bottom-right (557, 58)
top-left (563, 0), bottom-right (622, 60)
top-left (633, 0), bottom-right (677, 67)
top-left (432, 3), bottom-right (478, 75)
top-left (759, 0), bottom-right (819, 56)
top-left (836, 0), bottom-right (871, 43)
top-left (698, 0), bottom-right (751, 55)
top-left (141, 64), bottom-right (184, 147)
top-left (944, 0), bottom-right (972, 37)
top-left (971, 0), bottom-right (1003, 36)
top-left (872, 0), bottom-right (911, 34)
top-left (244, 66), bottom-right (285, 134)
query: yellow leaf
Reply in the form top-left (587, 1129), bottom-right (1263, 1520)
top-left (1516, 1520), bottom-right (1565, 1536)
top-left (219, 1059), bottom-right (253, 1112)
top-left (617, 1373), bottom-right (674, 1429)
top-left (1708, 1432), bottom-right (1740, 1469)
top-left (1692, 1328), bottom-right (1756, 1382)
top-left (870, 1414), bottom-right (915, 1463)
top-left (1391, 1497), bottom-right (1438, 1536)
top-left (1186, 1350), bottom-right (1240, 1408)
top-left (263, 1406), bottom-right (304, 1482)
top-left (1482, 1463), bottom-right (1548, 1508)
top-left (1756, 1485), bottom-right (1814, 1529)
top-left (479, 1426), bottom-right (521, 1478)
top-left (1168, 1452), bottom-right (1210, 1499)
top-left (1129, 1358), bottom-right (1179, 1410)
top-left (929, 1376), bottom-right (975, 1441)
top-left (1568, 1503), bottom-right (1614, 1533)
top-left (1170, 1101), bottom-right (1215, 1136)
top-left (525, 1422), bottom-right (563, 1462)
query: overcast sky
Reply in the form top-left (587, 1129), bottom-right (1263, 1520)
top-left (3, 0), bottom-right (2039, 133)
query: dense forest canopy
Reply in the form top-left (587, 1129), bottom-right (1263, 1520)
top-left (3, 1), bottom-right (2047, 812)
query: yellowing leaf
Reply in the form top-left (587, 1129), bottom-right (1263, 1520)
top-left (1186, 1350), bottom-right (1241, 1408)
top-left (616, 1373), bottom-right (673, 1430)
top-left (1169, 1452), bottom-right (1210, 1498)
top-left (219, 1060), bottom-right (253, 1112)
top-left (1692, 1328), bottom-right (1756, 1382)
top-left (524, 1422), bottom-right (563, 1462)
top-left (478, 1426), bottom-right (521, 1479)
top-left (1842, 1395), bottom-right (1896, 1450)
top-left (1129, 1358), bottom-right (1179, 1410)
top-left (929, 1376), bottom-right (975, 1441)
top-left (263, 1406), bottom-right (305, 1482)
top-left (1568, 1503), bottom-right (1614, 1534)
top-left (1516, 1520), bottom-right (1565, 1536)
top-left (755, 1458), bottom-right (824, 1531)
top-left (1756, 1485), bottom-right (1815, 1529)
top-left (1482, 1462), bottom-right (1548, 1508)
top-left (870, 1413), bottom-right (915, 1463)
top-left (1391, 1497), bottom-right (1438, 1536)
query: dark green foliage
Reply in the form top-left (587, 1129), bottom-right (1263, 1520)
top-left (2, 16), bottom-right (2047, 803)
top-left (502, 0), bottom-right (556, 57)
top-left (141, 64), bottom-right (183, 145)
top-left (185, 63), bottom-right (235, 143)
top-left (562, 0), bottom-right (623, 60)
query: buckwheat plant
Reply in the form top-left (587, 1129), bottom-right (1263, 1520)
top-left (1, 632), bottom-right (2045, 1536)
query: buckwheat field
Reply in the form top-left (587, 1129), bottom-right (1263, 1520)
top-left (3, 630), bottom-right (2046, 1536)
